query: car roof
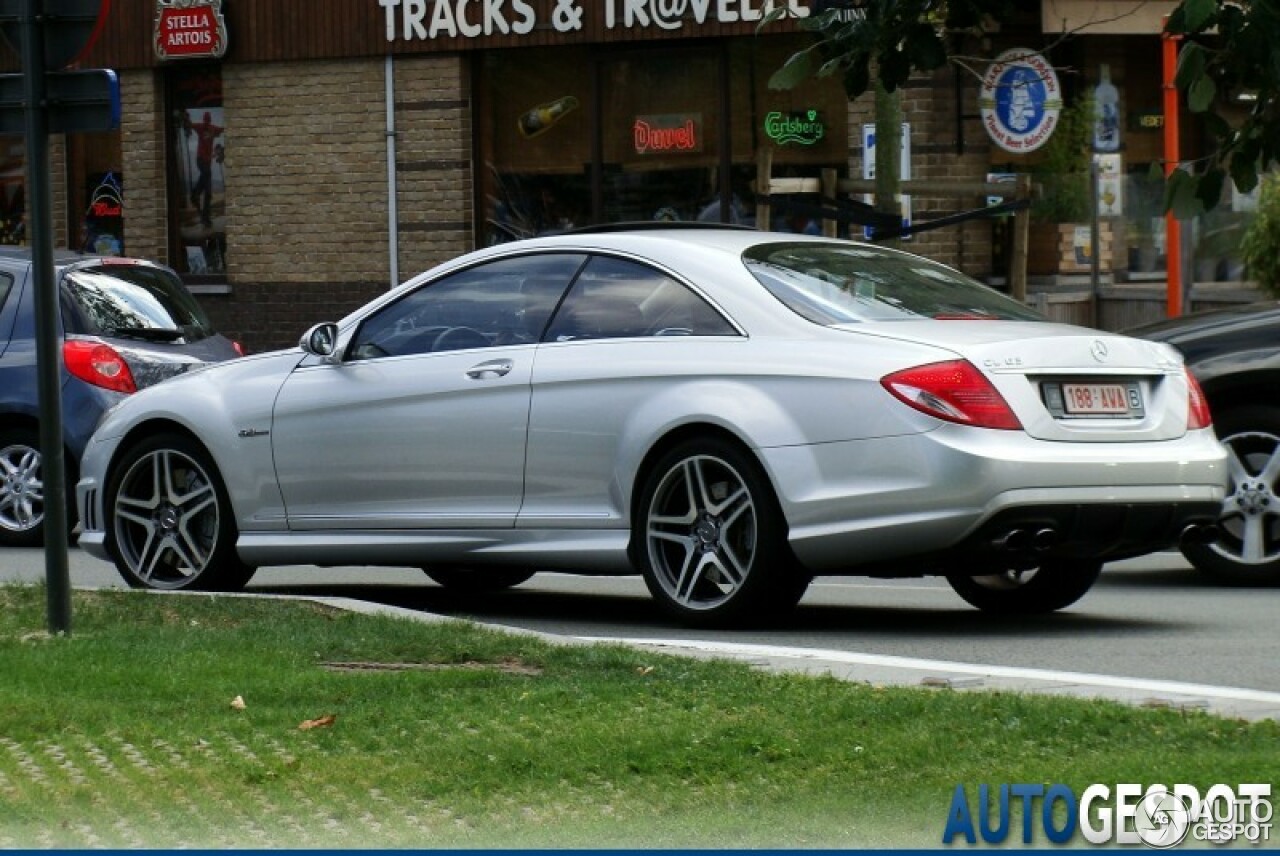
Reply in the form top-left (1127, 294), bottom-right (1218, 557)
top-left (0, 246), bottom-right (110, 268)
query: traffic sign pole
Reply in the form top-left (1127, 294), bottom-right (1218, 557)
top-left (20, 0), bottom-right (72, 635)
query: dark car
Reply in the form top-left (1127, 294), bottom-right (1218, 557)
top-left (0, 249), bottom-right (242, 547)
top-left (1129, 301), bottom-right (1280, 584)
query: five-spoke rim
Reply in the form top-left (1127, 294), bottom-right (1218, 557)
top-left (646, 454), bottom-right (756, 611)
top-left (0, 442), bottom-right (43, 534)
top-left (1213, 430), bottom-right (1280, 566)
top-left (113, 449), bottom-right (219, 588)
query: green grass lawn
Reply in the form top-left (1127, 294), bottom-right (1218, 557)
top-left (0, 584), bottom-right (1275, 848)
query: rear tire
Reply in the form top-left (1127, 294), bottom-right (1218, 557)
top-left (105, 433), bottom-right (255, 591)
top-left (636, 437), bottom-right (809, 628)
top-left (423, 567), bottom-right (535, 592)
top-left (1181, 405), bottom-right (1280, 585)
top-left (946, 560), bottom-right (1102, 614)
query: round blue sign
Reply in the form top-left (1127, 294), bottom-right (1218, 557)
top-left (979, 49), bottom-right (1062, 154)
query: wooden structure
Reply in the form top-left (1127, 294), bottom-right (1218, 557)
top-left (755, 148), bottom-right (1034, 301)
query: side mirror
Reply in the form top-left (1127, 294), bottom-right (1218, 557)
top-left (299, 322), bottom-right (339, 359)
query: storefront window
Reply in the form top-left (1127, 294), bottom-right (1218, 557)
top-left (477, 37), bottom-right (848, 245)
top-left (67, 132), bottom-right (125, 255)
top-left (0, 140), bottom-right (26, 245)
top-left (166, 65), bottom-right (226, 277)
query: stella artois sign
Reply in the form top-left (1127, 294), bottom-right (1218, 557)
top-left (154, 0), bottom-right (228, 60)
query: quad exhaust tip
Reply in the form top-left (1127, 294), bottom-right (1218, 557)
top-left (1180, 523), bottom-right (1219, 547)
top-left (991, 527), bottom-right (1059, 555)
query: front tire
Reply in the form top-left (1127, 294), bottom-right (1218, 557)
top-left (1181, 405), bottom-right (1280, 585)
top-left (636, 437), bottom-right (809, 627)
top-left (105, 433), bottom-right (255, 591)
top-left (946, 560), bottom-right (1102, 614)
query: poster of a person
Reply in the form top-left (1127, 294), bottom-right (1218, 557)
top-left (184, 109), bottom-right (225, 228)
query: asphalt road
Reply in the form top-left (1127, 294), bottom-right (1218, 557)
top-left (5, 545), bottom-right (1279, 718)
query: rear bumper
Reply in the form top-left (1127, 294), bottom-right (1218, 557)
top-left (761, 427), bottom-right (1228, 574)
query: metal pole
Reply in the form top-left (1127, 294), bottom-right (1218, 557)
top-left (20, 0), bottom-right (72, 635)
top-left (1089, 153), bottom-right (1101, 328)
top-left (1162, 17), bottom-right (1183, 317)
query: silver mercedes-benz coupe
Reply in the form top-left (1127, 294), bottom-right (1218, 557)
top-left (76, 226), bottom-right (1228, 626)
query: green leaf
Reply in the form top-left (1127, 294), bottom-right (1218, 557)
top-left (905, 24), bottom-right (946, 71)
top-left (1187, 75), bottom-right (1217, 112)
top-left (1174, 43), bottom-right (1206, 90)
top-left (1182, 0), bottom-right (1217, 32)
top-left (768, 50), bottom-right (816, 91)
top-left (1229, 154), bottom-right (1259, 195)
top-left (1164, 169), bottom-right (1203, 218)
top-left (1195, 167), bottom-right (1226, 211)
top-left (842, 59), bottom-right (871, 100)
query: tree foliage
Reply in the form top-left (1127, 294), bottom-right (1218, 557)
top-left (1165, 0), bottom-right (1280, 215)
top-left (765, 0), bottom-right (1013, 99)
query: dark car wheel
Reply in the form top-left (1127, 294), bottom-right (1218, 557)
top-left (423, 567), bottom-right (536, 592)
top-left (946, 560), bottom-right (1102, 614)
top-left (1182, 405), bottom-right (1280, 585)
top-left (636, 437), bottom-right (809, 628)
top-left (106, 433), bottom-right (255, 591)
top-left (0, 427), bottom-right (76, 548)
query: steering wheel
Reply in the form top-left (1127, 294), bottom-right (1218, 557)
top-left (431, 326), bottom-right (491, 352)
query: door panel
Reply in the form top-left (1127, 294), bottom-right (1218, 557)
top-left (271, 346), bottom-right (534, 530)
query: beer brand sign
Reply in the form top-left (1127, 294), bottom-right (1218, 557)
top-left (764, 110), bottom-right (825, 146)
top-left (634, 114), bottom-right (702, 155)
top-left (155, 0), bottom-right (228, 60)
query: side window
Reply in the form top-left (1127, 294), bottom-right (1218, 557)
top-left (348, 254), bottom-right (583, 360)
top-left (544, 256), bottom-right (737, 342)
top-left (0, 272), bottom-right (16, 341)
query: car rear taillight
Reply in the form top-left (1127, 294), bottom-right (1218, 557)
top-left (1185, 368), bottom-right (1212, 430)
top-left (232, 340), bottom-right (246, 357)
top-left (881, 359), bottom-right (1022, 430)
top-left (63, 340), bottom-right (137, 394)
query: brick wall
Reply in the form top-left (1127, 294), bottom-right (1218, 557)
top-left (393, 54), bottom-right (474, 281)
top-left (207, 58), bottom-right (392, 352)
top-left (119, 68), bottom-right (169, 265)
top-left (845, 67), bottom-right (997, 278)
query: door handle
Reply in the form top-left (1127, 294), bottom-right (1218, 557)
top-left (466, 358), bottom-right (514, 379)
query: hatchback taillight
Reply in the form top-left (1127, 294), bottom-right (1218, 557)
top-left (881, 359), bottom-right (1022, 430)
top-left (63, 340), bottom-right (137, 394)
top-left (1185, 368), bottom-right (1212, 430)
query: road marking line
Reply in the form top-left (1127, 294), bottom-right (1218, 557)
top-left (582, 637), bottom-right (1280, 705)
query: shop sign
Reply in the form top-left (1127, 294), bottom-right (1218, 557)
top-left (978, 48), bottom-right (1061, 154)
top-left (634, 113), bottom-right (701, 155)
top-left (378, 0), bottom-right (813, 42)
top-left (764, 110), bottom-right (825, 146)
top-left (154, 0), bottom-right (228, 61)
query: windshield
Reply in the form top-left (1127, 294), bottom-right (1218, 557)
top-left (743, 242), bottom-right (1044, 325)
top-left (61, 264), bottom-right (215, 342)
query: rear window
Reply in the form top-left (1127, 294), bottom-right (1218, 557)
top-left (60, 264), bottom-right (215, 343)
top-left (743, 242), bottom-right (1044, 325)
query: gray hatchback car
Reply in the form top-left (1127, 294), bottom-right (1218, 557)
top-left (0, 249), bottom-right (242, 547)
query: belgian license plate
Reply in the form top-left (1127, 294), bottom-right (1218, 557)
top-left (1061, 382), bottom-right (1138, 415)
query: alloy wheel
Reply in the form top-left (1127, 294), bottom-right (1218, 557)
top-left (113, 448), bottom-right (220, 589)
top-left (645, 453), bottom-right (758, 612)
top-left (1213, 429), bottom-right (1280, 567)
top-left (0, 442), bottom-right (42, 536)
